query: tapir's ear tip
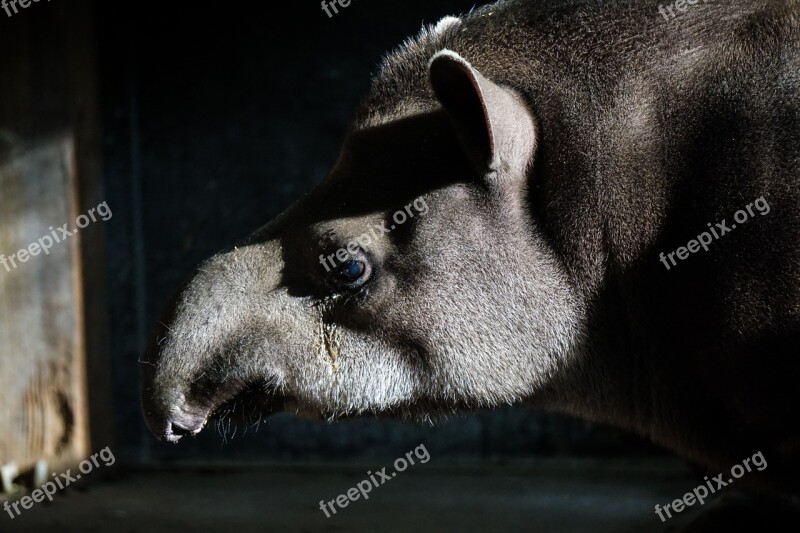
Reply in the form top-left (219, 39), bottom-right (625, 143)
top-left (429, 50), bottom-right (479, 98)
top-left (428, 49), bottom-right (471, 71)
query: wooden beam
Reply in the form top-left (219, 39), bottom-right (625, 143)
top-left (0, 0), bottom-right (112, 475)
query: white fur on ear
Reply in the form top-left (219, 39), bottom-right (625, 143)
top-left (433, 16), bottom-right (461, 35)
top-left (428, 49), bottom-right (467, 70)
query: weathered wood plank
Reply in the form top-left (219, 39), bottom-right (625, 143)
top-left (0, 0), bottom-right (112, 471)
top-left (0, 136), bottom-right (89, 475)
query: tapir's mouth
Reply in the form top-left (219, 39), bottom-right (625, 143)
top-left (159, 382), bottom-right (292, 444)
top-left (207, 385), bottom-right (292, 439)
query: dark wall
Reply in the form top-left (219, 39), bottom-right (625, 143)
top-left (98, 0), bottom-right (657, 464)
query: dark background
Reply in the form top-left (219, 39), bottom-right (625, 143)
top-left (97, 0), bottom-right (657, 465)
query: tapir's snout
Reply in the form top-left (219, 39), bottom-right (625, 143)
top-left (140, 378), bottom-right (210, 444)
top-left (140, 241), bottom-right (294, 443)
top-left (140, 318), bottom-right (214, 443)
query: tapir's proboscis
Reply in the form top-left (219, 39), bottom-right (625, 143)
top-left (141, 0), bottom-right (800, 494)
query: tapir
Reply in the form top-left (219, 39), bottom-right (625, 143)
top-left (141, 0), bottom-right (800, 494)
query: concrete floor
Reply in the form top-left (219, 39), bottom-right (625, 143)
top-left (1, 458), bottom-right (705, 532)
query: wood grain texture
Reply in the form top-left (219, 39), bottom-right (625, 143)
top-left (0, 137), bottom-right (89, 473)
top-left (0, 0), bottom-right (112, 468)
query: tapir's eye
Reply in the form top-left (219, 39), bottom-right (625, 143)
top-left (339, 260), bottom-right (365, 280)
top-left (331, 258), bottom-right (371, 290)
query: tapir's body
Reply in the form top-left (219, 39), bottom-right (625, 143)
top-left (142, 0), bottom-right (800, 494)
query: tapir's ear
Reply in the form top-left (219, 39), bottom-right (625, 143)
top-left (429, 50), bottom-right (536, 176)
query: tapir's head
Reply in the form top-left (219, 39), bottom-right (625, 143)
top-left (141, 45), bottom-right (582, 443)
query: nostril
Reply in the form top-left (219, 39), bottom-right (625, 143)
top-left (162, 415), bottom-right (207, 443)
top-left (162, 422), bottom-right (190, 443)
top-left (170, 422), bottom-right (195, 438)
